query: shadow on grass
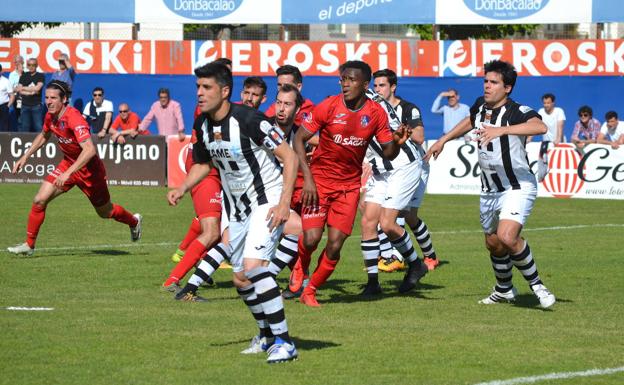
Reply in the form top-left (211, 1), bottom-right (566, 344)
top-left (513, 293), bottom-right (572, 311)
top-left (323, 282), bottom-right (445, 304)
top-left (208, 336), bottom-right (340, 351)
top-left (90, 249), bottom-right (131, 256)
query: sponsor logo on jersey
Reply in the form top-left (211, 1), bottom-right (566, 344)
top-left (57, 137), bottom-right (74, 144)
top-left (209, 147), bottom-right (231, 159)
top-left (335, 113), bottom-right (347, 119)
top-left (332, 134), bottom-right (367, 147)
top-left (360, 115), bottom-right (370, 127)
top-left (463, 0), bottom-right (549, 20)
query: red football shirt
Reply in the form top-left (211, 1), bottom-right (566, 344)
top-left (302, 95), bottom-right (392, 187)
top-left (265, 98), bottom-right (315, 127)
top-left (43, 106), bottom-right (96, 164)
top-left (110, 112), bottom-right (148, 134)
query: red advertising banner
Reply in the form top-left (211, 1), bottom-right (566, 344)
top-left (166, 135), bottom-right (192, 188)
top-left (1, 38), bottom-right (623, 77)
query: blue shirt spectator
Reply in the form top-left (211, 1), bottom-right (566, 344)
top-left (431, 89), bottom-right (470, 135)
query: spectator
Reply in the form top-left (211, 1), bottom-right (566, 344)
top-left (0, 64), bottom-right (14, 131)
top-left (431, 88), bottom-right (470, 135)
top-left (110, 103), bottom-right (146, 145)
top-left (82, 87), bottom-right (114, 138)
top-left (8, 55), bottom-right (24, 132)
top-left (536, 93), bottom-right (566, 144)
top-left (138, 88), bottom-right (185, 141)
top-left (50, 53), bottom-right (76, 101)
top-left (16, 58), bottom-right (44, 132)
top-left (571, 105), bottom-right (600, 152)
top-left (240, 76), bottom-right (267, 109)
top-left (597, 111), bottom-right (624, 149)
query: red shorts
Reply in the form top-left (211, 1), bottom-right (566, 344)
top-left (45, 158), bottom-right (110, 207)
top-left (191, 171), bottom-right (222, 219)
top-left (301, 181), bottom-right (360, 236)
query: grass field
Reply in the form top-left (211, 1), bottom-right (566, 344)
top-left (1, 184), bottom-right (623, 385)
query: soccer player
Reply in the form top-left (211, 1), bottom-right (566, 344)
top-left (167, 62), bottom-right (299, 363)
top-left (293, 60), bottom-right (411, 307)
top-left (425, 60), bottom-right (556, 309)
top-left (264, 64), bottom-right (315, 126)
top-left (7, 80), bottom-right (141, 256)
top-left (240, 76), bottom-right (267, 110)
top-left (371, 69), bottom-right (440, 272)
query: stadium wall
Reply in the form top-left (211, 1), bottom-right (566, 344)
top-left (62, 73), bottom-right (624, 141)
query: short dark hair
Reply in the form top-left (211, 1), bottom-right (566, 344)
top-left (194, 62), bottom-right (233, 100)
top-left (92, 86), bottom-right (104, 94)
top-left (373, 69), bottom-right (397, 87)
top-left (605, 110), bottom-right (618, 120)
top-left (213, 57), bottom-right (232, 68)
top-left (448, 88), bottom-right (459, 96)
top-left (339, 60), bottom-right (372, 82)
top-left (278, 83), bottom-right (303, 109)
top-left (578, 105), bottom-right (593, 117)
top-left (47, 80), bottom-right (70, 99)
top-left (243, 76), bottom-right (267, 96)
top-left (542, 93), bottom-right (556, 102)
top-left (483, 60), bottom-right (517, 94)
top-left (158, 88), bottom-right (170, 97)
top-left (276, 65), bottom-right (303, 84)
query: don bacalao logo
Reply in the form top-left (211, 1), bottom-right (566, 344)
top-left (541, 144), bottom-right (584, 198)
top-left (164, 0), bottom-right (243, 19)
top-left (463, 0), bottom-right (548, 19)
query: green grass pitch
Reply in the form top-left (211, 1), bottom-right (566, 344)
top-left (1, 184), bottom-right (623, 385)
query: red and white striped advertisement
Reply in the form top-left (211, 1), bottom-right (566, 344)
top-left (426, 141), bottom-right (624, 200)
top-left (2, 38), bottom-right (623, 77)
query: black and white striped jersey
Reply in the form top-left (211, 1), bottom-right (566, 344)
top-left (365, 91), bottom-right (422, 175)
top-left (193, 103), bottom-right (284, 222)
top-left (470, 97), bottom-right (541, 192)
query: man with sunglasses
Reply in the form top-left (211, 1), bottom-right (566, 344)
top-left (16, 58), bottom-right (45, 132)
top-left (571, 105), bottom-right (600, 153)
top-left (431, 88), bottom-right (470, 136)
top-left (82, 87), bottom-right (113, 138)
top-left (110, 103), bottom-right (146, 144)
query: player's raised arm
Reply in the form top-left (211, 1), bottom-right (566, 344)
top-left (167, 162), bottom-right (213, 206)
top-left (293, 126), bottom-right (317, 207)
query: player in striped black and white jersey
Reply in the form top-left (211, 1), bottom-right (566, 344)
top-left (167, 62), bottom-right (299, 363)
top-left (426, 60), bottom-right (556, 309)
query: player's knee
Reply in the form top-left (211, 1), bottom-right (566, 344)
top-left (497, 231), bottom-right (520, 250)
top-left (32, 195), bottom-right (48, 207)
top-left (232, 273), bottom-right (249, 289)
top-left (325, 239), bottom-right (344, 260)
top-left (303, 233), bottom-right (321, 250)
top-left (379, 219), bottom-right (400, 239)
top-left (360, 215), bottom-right (377, 234)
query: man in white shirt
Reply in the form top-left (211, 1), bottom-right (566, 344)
top-left (82, 87), bottom-right (113, 137)
top-left (537, 93), bottom-right (566, 144)
top-left (598, 111), bottom-right (624, 149)
top-left (8, 55), bottom-right (24, 131)
top-left (0, 64), bottom-right (15, 131)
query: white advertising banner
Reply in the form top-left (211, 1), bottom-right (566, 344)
top-left (135, 0), bottom-right (281, 23)
top-left (436, 0), bottom-right (592, 25)
top-left (426, 141), bottom-right (624, 200)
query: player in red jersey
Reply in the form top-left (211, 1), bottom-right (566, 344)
top-left (293, 61), bottom-right (411, 307)
top-left (7, 81), bottom-right (141, 257)
top-left (162, 104), bottom-right (226, 292)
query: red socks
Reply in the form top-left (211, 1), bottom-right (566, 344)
top-left (109, 204), bottom-right (137, 226)
top-left (163, 239), bottom-right (207, 286)
top-left (307, 251), bottom-right (339, 292)
top-left (26, 203), bottom-right (46, 248)
top-left (298, 235), bottom-right (314, 273)
top-left (179, 217), bottom-right (201, 251)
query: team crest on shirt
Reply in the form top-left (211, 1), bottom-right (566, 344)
top-left (59, 121), bottom-right (66, 131)
top-left (411, 109), bottom-right (420, 119)
top-left (304, 112), bottom-right (313, 123)
top-left (213, 125), bottom-right (222, 141)
top-left (519, 105), bottom-right (533, 113)
top-left (361, 115), bottom-right (370, 127)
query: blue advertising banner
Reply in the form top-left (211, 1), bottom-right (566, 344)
top-left (0, 0), bottom-right (135, 23)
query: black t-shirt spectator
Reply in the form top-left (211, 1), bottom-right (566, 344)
top-left (18, 72), bottom-right (45, 107)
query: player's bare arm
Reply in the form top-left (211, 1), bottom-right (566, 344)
top-left (294, 126), bottom-right (317, 207)
top-left (424, 116), bottom-right (472, 162)
top-left (167, 162), bottom-right (213, 206)
top-left (54, 138), bottom-right (97, 187)
top-left (12, 131), bottom-right (51, 174)
top-left (478, 117), bottom-right (547, 147)
top-left (410, 124), bottom-right (425, 145)
top-left (266, 142), bottom-right (299, 231)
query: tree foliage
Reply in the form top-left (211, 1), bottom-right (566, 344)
top-left (410, 24), bottom-right (540, 40)
top-left (0, 22), bottom-right (61, 38)
top-left (183, 24), bottom-right (246, 40)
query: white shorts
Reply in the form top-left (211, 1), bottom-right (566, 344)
top-left (365, 160), bottom-right (422, 210)
top-left (228, 201), bottom-right (284, 273)
top-left (406, 161), bottom-right (430, 209)
top-left (479, 183), bottom-right (537, 234)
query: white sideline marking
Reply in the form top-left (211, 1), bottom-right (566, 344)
top-left (474, 366), bottom-right (624, 385)
top-left (32, 223), bottom-right (624, 252)
top-left (6, 307), bottom-right (54, 311)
